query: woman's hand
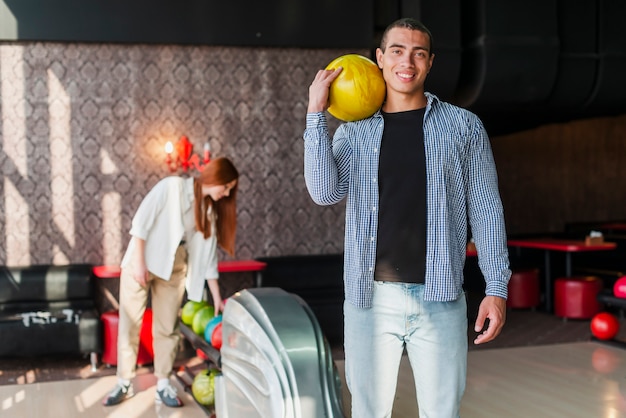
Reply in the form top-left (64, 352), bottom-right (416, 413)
top-left (214, 298), bottom-right (226, 315)
top-left (132, 236), bottom-right (149, 287)
top-left (133, 263), bottom-right (149, 287)
top-left (207, 278), bottom-right (224, 316)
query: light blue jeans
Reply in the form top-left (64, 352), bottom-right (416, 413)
top-left (344, 281), bottom-right (467, 418)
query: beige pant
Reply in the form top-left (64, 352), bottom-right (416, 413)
top-left (117, 245), bottom-right (187, 380)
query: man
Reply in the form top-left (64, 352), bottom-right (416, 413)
top-left (303, 18), bottom-right (511, 417)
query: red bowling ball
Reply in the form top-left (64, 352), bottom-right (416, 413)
top-left (590, 312), bottom-right (620, 341)
top-left (211, 322), bottom-right (223, 350)
top-left (613, 276), bottom-right (626, 298)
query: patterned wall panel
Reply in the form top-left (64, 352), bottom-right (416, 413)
top-left (0, 42), bottom-right (356, 266)
top-left (2, 42), bottom-right (625, 268)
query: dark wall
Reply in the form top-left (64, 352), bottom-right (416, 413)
top-left (492, 114), bottom-right (626, 237)
top-left (0, 0), bottom-right (373, 48)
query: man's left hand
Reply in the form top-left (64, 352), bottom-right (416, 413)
top-left (473, 295), bottom-right (506, 345)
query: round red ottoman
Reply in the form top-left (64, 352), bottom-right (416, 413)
top-left (101, 309), bottom-right (154, 366)
top-left (507, 269), bottom-right (540, 309)
top-left (554, 276), bottom-right (603, 319)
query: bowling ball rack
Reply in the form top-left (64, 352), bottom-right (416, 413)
top-left (180, 321), bottom-right (221, 368)
top-left (175, 322), bottom-right (220, 416)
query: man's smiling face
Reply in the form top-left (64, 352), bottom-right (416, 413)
top-left (376, 27), bottom-right (434, 101)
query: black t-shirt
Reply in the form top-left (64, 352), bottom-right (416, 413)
top-left (374, 108), bottom-right (427, 283)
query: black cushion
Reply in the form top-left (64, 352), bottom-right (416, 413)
top-left (0, 310), bottom-right (101, 356)
top-left (0, 264), bottom-right (94, 304)
top-left (0, 264), bottom-right (101, 356)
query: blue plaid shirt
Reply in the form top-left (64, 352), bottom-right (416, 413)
top-left (304, 92), bottom-right (511, 308)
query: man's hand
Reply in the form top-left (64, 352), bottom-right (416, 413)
top-left (473, 295), bottom-right (506, 344)
top-left (307, 67), bottom-right (343, 114)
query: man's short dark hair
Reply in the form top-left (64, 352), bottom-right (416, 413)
top-left (380, 18), bottom-right (434, 54)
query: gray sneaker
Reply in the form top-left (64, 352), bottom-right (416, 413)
top-left (103, 383), bottom-right (134, 406)
top-left (155, 382), bottom-right (183, 407)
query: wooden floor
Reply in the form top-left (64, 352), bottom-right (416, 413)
top-left (336, 341), bottom-right (626, 417)
top-left (0, 372), bottom-right (207, 418)
top-left (2, 341), bottom-right (626, 417)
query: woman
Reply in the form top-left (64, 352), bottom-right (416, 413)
top-left (103, 157), bottom-right (239, 408)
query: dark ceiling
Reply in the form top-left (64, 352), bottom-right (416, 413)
top-left (375, 0), bottom-right (626, 135)
top-left (1, 0), bottom-right (625, 136)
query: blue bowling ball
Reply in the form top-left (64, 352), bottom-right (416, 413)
top-left (204, 315), bottom-right (223, 343)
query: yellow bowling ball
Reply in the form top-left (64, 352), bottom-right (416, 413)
top-left (325, 54), bottom-right (386, 122)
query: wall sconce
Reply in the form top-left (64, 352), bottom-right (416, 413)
top-left (164, 135), bottom-right (211, 172)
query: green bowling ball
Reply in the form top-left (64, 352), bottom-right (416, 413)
top-left (192, 306), bottom-right (215, 335)
top-left (181, 300), bottom-right (209, 325)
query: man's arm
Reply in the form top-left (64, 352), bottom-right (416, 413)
top-left (303, 67), bottom-right (348, 206)
top-left (465, 117), bottom-right (511, 344)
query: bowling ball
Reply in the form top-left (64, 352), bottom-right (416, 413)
top-left (591, 312), bottom-right (620, 340)
top-left (614, 276), bottom-right (626, 298)
top-left (325, 54), bottom-right (386, 122)
top-left (181, 300), bottom-right (209, 325)
top-left (204, 315), bottom-right (222, 343)
top-left (192, 306), bottom-right (215, 335)
top-left (211, 322), bottom-right (223, 350)
top-left (191, 368), bottom-right (216, 406)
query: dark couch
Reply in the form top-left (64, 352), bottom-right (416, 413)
top-left (256, 254), bottom-right (344, 344)
top-left (0, 264), bottom-right (102, 367)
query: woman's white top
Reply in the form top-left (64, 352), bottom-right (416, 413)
top-left (121, 176), bottom-right (219, 301)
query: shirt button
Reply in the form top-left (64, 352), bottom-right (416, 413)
top-left (374, 148), bottom-right (378, 153)
top-left (372, 177), bottom-right (377, 183)
top-left (369, 267), bottom-right (374, 272)
top-left (370, 236), bottom-right (375, 241)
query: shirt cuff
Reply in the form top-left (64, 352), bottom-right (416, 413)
top-left (485, 279), bottom-right (509, 299)
top-left (306, 112), bottom-right (327, 129)
top-left (128, 226), bottom-right (148, 240)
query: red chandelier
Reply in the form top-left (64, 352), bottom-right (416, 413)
top-left (165, 136), bottom-right (210, 172)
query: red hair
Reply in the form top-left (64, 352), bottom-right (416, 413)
top-left (193, 157), bottom-right (239, 256)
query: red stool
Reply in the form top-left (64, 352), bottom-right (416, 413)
top-left (554, 276), bottom-right (603, 320)
top-left (507, 269), bottom-right (540, 309)
top-left (101, 309), bottom-right (154, 366)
